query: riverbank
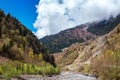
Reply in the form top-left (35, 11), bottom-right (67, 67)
top-left (11, 72), bottom-right (97, 80)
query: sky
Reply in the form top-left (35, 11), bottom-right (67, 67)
top-left (0, 0), bottom-right (39, 32)
top-left (34, 0), bottom-right (120, 39)
top-left (1, 0), bottom-right (120, 39)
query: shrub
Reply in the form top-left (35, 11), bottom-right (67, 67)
top-left (91, 49), bottom-right (120, 80)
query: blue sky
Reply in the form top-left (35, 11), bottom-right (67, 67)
top-left (0, 0), bottom-right (39, 32)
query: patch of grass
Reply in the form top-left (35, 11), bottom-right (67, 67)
top-left (0, 61), bottom-right (60, 79)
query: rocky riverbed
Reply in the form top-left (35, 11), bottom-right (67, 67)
top-left (12, 72), bottom-right (97, 80)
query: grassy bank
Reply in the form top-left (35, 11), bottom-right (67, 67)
top-left (0, 61), bottom-right (60, 79)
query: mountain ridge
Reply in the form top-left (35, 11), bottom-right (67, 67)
top-left (41, 14), bottom-right (120, 53)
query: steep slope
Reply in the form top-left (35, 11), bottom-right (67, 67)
top-left (56, 23), bottom-right (120, 79)
top-left (57, 23), bottom-right (120, 67)
top-left (0, 9), bottom-right (56, 65)
top-left (41, 14), bottom-right (120, 53)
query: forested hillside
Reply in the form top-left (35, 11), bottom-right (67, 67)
top-left (0, 9), bottom-right (60, 79)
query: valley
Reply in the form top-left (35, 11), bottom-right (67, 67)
top-left (0, 4), bottom-right (120, 80)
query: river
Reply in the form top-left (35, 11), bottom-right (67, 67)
top-left (60, 72), bottom-right (97, 80)
top-left (14, 72), bottom-right (97, 80)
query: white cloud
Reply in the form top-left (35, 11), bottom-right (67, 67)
top-left (33, 0), bottom-right (120, 39)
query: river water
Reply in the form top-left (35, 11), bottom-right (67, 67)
top-left (14, 72), bottom-right (97, 80)
top-left (60, 72), bottom-right (97, 80)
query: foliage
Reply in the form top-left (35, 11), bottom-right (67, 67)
top-left (0, 9), bottom-right (44, 57)
top-left (0, 9), bottom-right (56, 67)
top-left (91, 49), bottom-right (120, 80)
top-left (0, 9), bottom-right (59, 80)
top-left (0, 61), bottom-right (60, 79)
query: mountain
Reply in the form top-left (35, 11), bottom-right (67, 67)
top-left (55, 23), bottom-right (120, 80)
top-left (41, 23), bottom-right (96, 53)
top-left (41, 14), bottom-right (120, 53)
top-left (0, 9), bottom-right (60, 78)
